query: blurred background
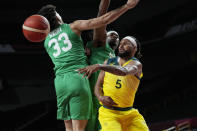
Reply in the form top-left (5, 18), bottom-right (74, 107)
top-left (0, 0), bottom-right (196, 130)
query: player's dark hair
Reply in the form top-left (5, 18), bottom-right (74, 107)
top-left (37, 5), bottom-right (59, 31)
top-left (130, 36), bottom-right (142, 59)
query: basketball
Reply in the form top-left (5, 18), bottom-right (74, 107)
top-left (22, 15), bottom-right (50, 42)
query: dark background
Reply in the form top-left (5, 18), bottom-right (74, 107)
top-left (0, 0), bottom-right (196, 130)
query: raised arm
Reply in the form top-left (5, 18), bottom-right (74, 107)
top-left (70, 0), bottom-right (139, 36)
top-left (93, 0), bottom-right (110, 46)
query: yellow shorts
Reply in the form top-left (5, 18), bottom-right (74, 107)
top-left (98, 106), bottom-right (149, 131)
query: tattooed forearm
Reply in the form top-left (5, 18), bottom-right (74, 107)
top-left (99, 65), bottom-right (128, 76)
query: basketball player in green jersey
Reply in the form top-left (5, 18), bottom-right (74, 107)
top-left (38, 0), bottom-right (139, 130)
top-left (85, 0), bottom-right (120, 130)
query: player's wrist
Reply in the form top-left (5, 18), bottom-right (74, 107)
top-left (97, 64), bottom-right (103, 70)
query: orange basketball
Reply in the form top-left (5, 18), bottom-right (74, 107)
top-left (22, 15), bottom-right (50, 42)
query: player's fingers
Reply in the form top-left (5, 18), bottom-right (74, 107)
top-left (87, 72), bottom-right (91, 78)
top-left (108, 98), bottom-right (117, 105)
top-left (83, 72), bottom-right (88, 78)
top-left (83, 69), bottom-right (90, 78)
top-left (79, 70), bottom-right (85, 74)
top-left (78, 68), bottom-right (88, 74)
top-left (92, 68), bottom-right (97, 73)
top-left (102, 99), bottom-right (110, 105)
top-left (106, 103), bottom-right (114, 108)
top-left (106, 100), bottom-right (114, 106)
top-left (82, 70), bottom-right (88, 77)
top-left (112, 101), bottom-right (118, 105)
top-left (108, 100), bottom-right (115, 106)
top-left (103, 102), bottom-right (112, 107)
top-left (77, 68), bottom-right (85, 71)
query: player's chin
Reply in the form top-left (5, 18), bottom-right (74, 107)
top-left (118, 50), bottom-right (125, 54)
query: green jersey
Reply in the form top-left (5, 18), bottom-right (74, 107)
top-left (86, 41), bottom-right (115, 93)
top-left (44, 24), bottom-right (87, 75)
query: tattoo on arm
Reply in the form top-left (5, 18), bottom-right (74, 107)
top-left (99, 64), bottom-right (139, 76)
top-left (100, 65), bottom-right (128, 76)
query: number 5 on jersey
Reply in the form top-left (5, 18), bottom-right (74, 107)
top-left (115, 79), bottom-right (122, 89)
top-left (48, 33), bottom-right (72, 58)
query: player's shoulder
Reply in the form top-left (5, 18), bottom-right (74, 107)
top-left (61, 23), bottom-right (69, 29)
top-left (107, 57), bottom-right (119, 65)
top-left (127, 57), bottom-right (142, 70)
top-left (129, 57), bottom-right (142, 65)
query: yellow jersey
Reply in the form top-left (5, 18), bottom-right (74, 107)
top-left (103, 57), bottom-right (143, 108)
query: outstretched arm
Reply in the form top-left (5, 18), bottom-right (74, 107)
top-left (70, 0), bottom-right (139, 36)
top-left (78, 60), bottom-right (142, 78)
top-left (93, 0), bottom-right (110, 47)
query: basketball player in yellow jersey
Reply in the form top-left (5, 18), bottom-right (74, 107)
top-left (78, 36), bottom-right (149, 131)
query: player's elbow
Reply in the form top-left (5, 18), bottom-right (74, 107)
top-left (127, 66), bottom-right (139, 75)
top-left (122, 67), bottom-right (130, 76)
top-left (94, 21), bottom-right (107, 28)
top-left (102, 18), bottom-right (111, 26)
top-left (99, 16), bottom-right (110, 26)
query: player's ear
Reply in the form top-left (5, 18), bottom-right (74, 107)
top-left (56, 16), bottom-right (63, 25)
top-left (134, 46), bottom-right (137, 54)
top-left (55, 12), bottom-right (63, 24)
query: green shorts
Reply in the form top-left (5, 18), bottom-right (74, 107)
top-left (54, 72), bottom-right (92, 120)
top-left (86, 95), bottom-right (101, 131)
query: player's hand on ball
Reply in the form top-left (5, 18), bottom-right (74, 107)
top-left (126, 0), bottom-right (139, 9)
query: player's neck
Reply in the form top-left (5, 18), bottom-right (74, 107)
top-left (118, 57), bottom-right (128, 66)
top-left (118, 56), bottom-right (133, 66)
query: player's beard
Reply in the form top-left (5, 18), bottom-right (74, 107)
top-left (118, 50), bottom-right (132, 58)
top-left (107, 38), bottom-right (118, 50)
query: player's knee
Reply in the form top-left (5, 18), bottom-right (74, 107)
top-left (64, 120), bottom-right (72, 128)
top-left (73, 120), bottom-right (88, 130)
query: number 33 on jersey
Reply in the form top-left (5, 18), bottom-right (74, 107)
top-left (43, 24), bottom-right (87, 75)
top-left (48, 32), bottom-right (72, 58)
